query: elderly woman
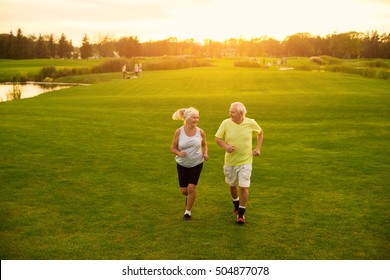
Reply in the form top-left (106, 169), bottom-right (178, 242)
top-left (171, 107), bottom-right (209, 220)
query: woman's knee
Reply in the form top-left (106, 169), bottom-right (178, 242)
top-left (188, 184), bottom-right (196, 194)
top-left (180, 187), bottom-right (188, 195)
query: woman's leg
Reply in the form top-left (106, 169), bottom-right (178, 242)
top-left (180, 187), bottom-right (188, 196)
top-left (186, 184), bottom-right (196, 211)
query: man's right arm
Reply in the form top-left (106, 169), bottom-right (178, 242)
top-left (216, 137), bottom-right (235, 153)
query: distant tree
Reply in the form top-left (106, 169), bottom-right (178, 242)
top-left (141, 39), bottom-right (171, 56)
top-left (328, 32), bottom-right (363, 58)
top-left (246, 37), bottom-right (263, 57)
top-left (306, 35), bottom-right (327, 56)
top-left (57, 33), bottom-right (71, 58)
top-left (36, 34), bottom-right (49, 58)
top-left (203, 39), bottom-right (222, 57)
top-left (14, 28), bottom-right (27, 59)
top-left (259, 38), bottom-right (284, 57)
top-left (47, 34), bottom-right (56, 58)
top-left (116, 36), bottom-right (141, 57)
top-left (0, 34), bottom-right (7, 58)
top-left (224, 38), bottom-right (241, 56)
top-left (67, 39), bottom-right (74, 58)
top-left (95, 36), bottom-right (116, 57)
top-left (80, 34), bottom-right (93, 59)
top-left (378, 33), bottom-right (390, 59)
top-left (6, 31), bottom-right (15, 58)
top-left (1, 28), bottom-right (389, 60)
top-left (284, 33), bottom-right (316, 56)
top-left (14, 28), bottom-right (23, 59)
top-left (57, 34), bottom-right (66, 58)
top-left (25, 34), bottom-right (36, 59)
top-left (363, 31), bottom-right (381, 58)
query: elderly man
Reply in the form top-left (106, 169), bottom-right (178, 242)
top-left (215, 102), bottom-right (263, 224)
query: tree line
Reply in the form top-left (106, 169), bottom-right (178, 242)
top-left (1, 28), bottom-right (389, 60)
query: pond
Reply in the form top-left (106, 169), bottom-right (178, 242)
top-left (0, 82), bottom-right (87, 102)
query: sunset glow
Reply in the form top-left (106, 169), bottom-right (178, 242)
top-left (1, 0), bottom-right (389, 46)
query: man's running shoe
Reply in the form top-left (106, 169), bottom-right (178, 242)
top-left (236, 215), bottom-right (245, 224)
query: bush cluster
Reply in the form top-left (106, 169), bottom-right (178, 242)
top-left (144, 56), bottom-right (211, 71)
top-left (310, 56), bottom-right (324, 65)
top-left (36, 66), bottom-right (90, 81)
top-left (364, 59), bottom-right (390, 69)
top-left (33, 57), bottom-right (212, 81)
top-left (91, 58), bottom-right (132, 74)
top-left (235, 56), bottom-right (389, 80)
top-left (324, 65), bottom-right (390, 79)
top-left (234, 59), bottom-right (270, 68)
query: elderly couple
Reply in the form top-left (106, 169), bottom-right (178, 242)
top-left (170, 102), bottom-right (263, 224)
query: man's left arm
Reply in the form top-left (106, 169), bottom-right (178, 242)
top-left (253, 130), bottom-right (263, 156)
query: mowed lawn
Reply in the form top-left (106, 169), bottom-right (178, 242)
top-left (0, 60), bottom-right (389, 259)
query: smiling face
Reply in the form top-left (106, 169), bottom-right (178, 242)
top-left (183, 108), bottom-right (200, 126)
top-left (229, 105), bottom-right (243, 124)
top-left (186, 113), bottom-right (200, 126)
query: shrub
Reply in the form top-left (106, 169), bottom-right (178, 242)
top-left (364, 59), bottom-right (390, 69)
top-left (39, 66), bottom-right (57, 80)
top-left (324, 65), bottom-right (389, 80)
top-left (55, 67), bottom-right (90, 78)
top-left (19, 73), bottom-right (29, 83)
top-left (319, 56), bottom-right (342, 65)
top-left (35, 65), bottom-right (91, 81)
top-left (374, 69), bottom-right (390, 79)
top-left (142, 56), bottom-right (211, 71)
top-left (310, 56), bottom-right (324, 65)
top-left (92, 58), bottom-right (131, 73)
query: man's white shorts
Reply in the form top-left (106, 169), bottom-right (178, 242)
top-left (223, 164), bottom-right (252, 188)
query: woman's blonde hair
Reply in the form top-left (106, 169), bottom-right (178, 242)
top-left (172, 107), bottom-right (199, 123)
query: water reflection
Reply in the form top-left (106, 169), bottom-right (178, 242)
top-left (0, 82), bottom-right (84, 102)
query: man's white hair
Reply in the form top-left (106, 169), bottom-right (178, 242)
top-left (231, 102), bottom-right (247, 116)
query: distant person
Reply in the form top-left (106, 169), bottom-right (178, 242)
top-left (171, 107), bottom-right (209, 220)
top-left (138, 63), bottom-right (142, 77)
top-left (134, 63), bottom-right (139, 77)
top-left (122, 64), bottom-right (127, 79)
top-left (215, 102), bottom-right (263, 224)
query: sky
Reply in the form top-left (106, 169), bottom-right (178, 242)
top-left (1, 0), bottom-right (389, 46)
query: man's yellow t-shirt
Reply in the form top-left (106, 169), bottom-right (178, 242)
top-left (215, 117), bottom-right (262, 166)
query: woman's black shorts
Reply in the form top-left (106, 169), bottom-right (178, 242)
top-left (176, 162), bottom-right (203, 188)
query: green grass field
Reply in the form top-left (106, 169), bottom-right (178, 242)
top-left (0, 59), bottom-right (103, 82)
top-left (0, 59), bottom-right (389, 259)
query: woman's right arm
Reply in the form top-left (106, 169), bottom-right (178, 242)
top-left (171, 129), bottom-right (186, 157)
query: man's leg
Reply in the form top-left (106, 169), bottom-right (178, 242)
top-left (237, 187), bottom-right (249, 223)
top-left (239, 187), bottom-right (249, 208)
top-left (230, 185), bottom-right (239, 213)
